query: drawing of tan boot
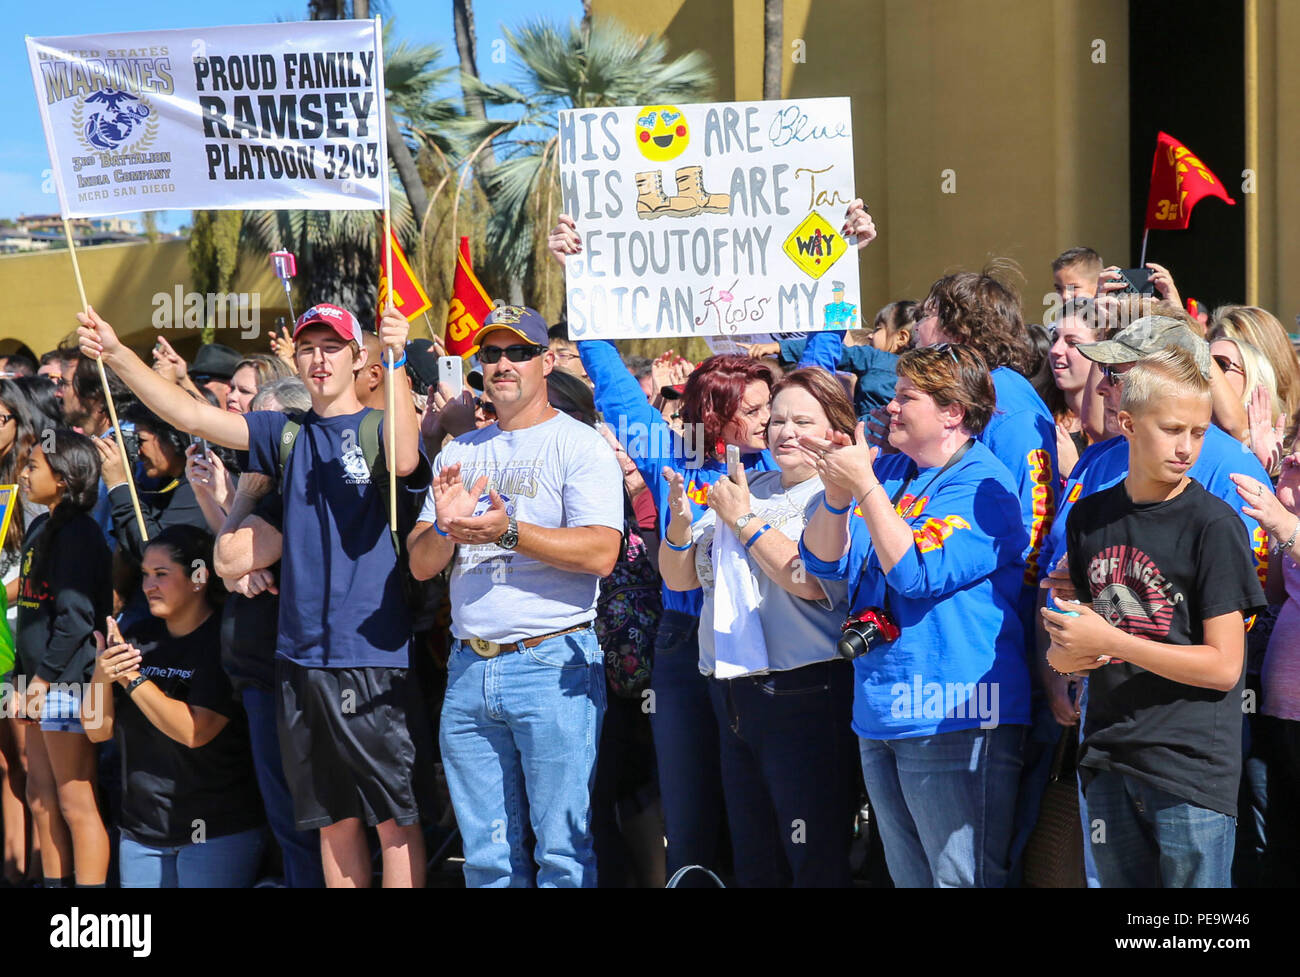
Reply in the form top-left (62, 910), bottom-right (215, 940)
top-left (636, 170), bottom-right (699, 219)
top-left (673, 165), bottom-right (730, 215)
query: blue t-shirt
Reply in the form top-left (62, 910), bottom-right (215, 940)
top-left (982, 367), bottom-right (1058, 590)
top-left (578, 339), bottom-right (778, 616)
top-left (778, 332), bottom-right (899, 417)
top-left (799, 440), bottom-right (1032, 739)
top-left (1042, 425), bottom-right (1270, 585)
top-left (243, 408), bottom-right (430, 669)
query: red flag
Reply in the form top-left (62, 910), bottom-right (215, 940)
top-left (376, 228), bottom-right (433, 330)
top-left (1144, 131), bottom-right (1236, 231)
top-left (444, 236), bottom-right (493, 357)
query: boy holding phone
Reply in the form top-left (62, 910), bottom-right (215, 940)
top-left (1041, 346), bottom-right (1264, 887)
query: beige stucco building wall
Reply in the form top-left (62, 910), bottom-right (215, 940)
top-left (0, 239), bottom-right (288, 358)
top-left (598, 0), bottom-right (1298, 329)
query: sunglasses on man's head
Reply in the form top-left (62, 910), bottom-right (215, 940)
top-left (478, 344), bottom-right (545, 365)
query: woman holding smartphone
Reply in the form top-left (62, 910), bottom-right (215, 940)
top-left (657, 367), bottom-right (859, 887)
top-left (83, 524), bottom-right (265, 888)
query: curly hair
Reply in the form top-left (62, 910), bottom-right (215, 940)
top-left (924, 270), bottom-right (1033, 376)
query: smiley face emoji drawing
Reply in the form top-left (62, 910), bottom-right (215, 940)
top-left (635, 105), bottom-right (690, 161)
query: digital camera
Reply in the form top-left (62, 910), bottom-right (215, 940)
top-left (837, 607), bottom-right (901, 660)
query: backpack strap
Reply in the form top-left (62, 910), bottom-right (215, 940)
top-left (275, 411), bottom-right (306, 494)
top-left (359, 409), bottom-right (400, 557)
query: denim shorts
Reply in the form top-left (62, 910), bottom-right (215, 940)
top-left (40, 685), bottom-right (85, 734)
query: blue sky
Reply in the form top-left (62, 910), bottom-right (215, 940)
top-left (9, 0), bottom-right (581, 230)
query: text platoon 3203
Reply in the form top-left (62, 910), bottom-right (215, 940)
top-left (559, 97), bottom-right (858, 340)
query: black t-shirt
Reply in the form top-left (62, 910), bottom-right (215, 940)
top-left (15, 511), bottom-right (112, 684)
top-left (1067, 479), bottom-right (1265, 815)
top-left (220, 491), bottom-right (283, 694)
top-left (115, 612), bottom-right (264, 846)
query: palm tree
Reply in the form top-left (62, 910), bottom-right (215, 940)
top-left (237, 31), bottom-right (459, 326)
top-left (452, 16), bottom-right (713, 319)
top-left (763, 0), bottom-right (783, 99)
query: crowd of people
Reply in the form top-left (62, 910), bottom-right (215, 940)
top-left (0, 198), bottom-right (1297, 888)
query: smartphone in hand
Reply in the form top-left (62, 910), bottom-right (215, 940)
top-left (437, 356), bottom-right (463, 399)
top-left (726, 444), bottom-right (741, 480)
top-left (1115, 267), bottom-right (1157, 295)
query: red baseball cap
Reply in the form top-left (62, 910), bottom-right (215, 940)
top-left (292, 303), bottom-right (363, 343)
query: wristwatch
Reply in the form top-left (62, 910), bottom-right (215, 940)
top-left (497, 515), bottom-right (519, 550)
top-left (734, 512), bottom-right (759, 534)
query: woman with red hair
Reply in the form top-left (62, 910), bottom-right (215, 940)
top-left (550, 210), bottom-right (877, 882)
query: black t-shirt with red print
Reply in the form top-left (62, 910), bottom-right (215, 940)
top-left (1066, 479), bottom-right (1265, 816)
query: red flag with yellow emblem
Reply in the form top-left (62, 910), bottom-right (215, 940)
top-left (376, 228), bottom-right (433, 330)
top-left (1143, 131), bottom-right (1236, 231)
top-left (444, 236), bottom-right (493, 357)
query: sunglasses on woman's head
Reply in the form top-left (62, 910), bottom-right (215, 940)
top-left (933, 343), bottom-right (962, 366)
top-left (478, 344), bottom-right (545, 365)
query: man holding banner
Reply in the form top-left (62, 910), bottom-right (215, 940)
top-left (77, 302), bottom-right (433, 888)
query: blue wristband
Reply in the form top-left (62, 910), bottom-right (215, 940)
top-left (388, 350), bottom-right (408, 369)
top-left (744, 523), bottom-right (772, 549)
top-left (822, 498), bottom-right (852, 515)
top-left (664, 534), bottom-right (693, 551)
top-left (433, 522), bottom-right (450, 537)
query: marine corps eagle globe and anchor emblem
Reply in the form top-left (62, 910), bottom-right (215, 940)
top-left (72, 88), bottom-right (159, 153)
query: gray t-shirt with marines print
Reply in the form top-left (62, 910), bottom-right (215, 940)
top-left (422, 410), bottom-right (624, 643)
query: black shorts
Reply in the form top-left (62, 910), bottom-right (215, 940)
top-left (276, 658), bottom-right (436, 830)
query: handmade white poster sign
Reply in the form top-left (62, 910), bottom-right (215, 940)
top-left (559, 97), bottom-right (859, 340)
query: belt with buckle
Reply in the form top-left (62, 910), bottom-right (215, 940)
top-left (467, 622), bottom-right (592, 659)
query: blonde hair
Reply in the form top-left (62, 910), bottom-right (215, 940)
top-left (1210, 335), bottom-right (1282, 418)
top-left (1120, 346), bottom-right (1212, 416)
top-left (1212, 305), bottom-right (1300, 423)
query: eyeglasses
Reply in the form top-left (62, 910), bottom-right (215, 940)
top-left (1212, 354), bottom-right (1244, 376)
top-left (1099, 363), bottom-right (1130, 385)
top-left (478, 344), bottom-right (545, 365)
top-left (474, 397), bottom-right (497, 416)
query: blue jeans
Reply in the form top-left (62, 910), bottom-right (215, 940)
top-left (440, 628), bottom-right (606, 888)
top-left (242, 687), bottom-right (325, 888)
top-left (119, 826), bottom-right (265, 888)
top-left (650, 610), bottom-right (726, 879)
top-left (1083, 769), bottom-right (1235, 887)
top-left (709, 659), bottom-right (858, 887)
top-left (858, 724), bottom-right (1025, 887)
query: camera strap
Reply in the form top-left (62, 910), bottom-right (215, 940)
top-left (849, 438), bottom-right (975, 616)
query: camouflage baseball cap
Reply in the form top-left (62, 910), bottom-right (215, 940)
top-left (1077, 315), bottom-right (1212, 379)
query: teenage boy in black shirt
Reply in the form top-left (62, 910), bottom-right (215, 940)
top-left (1041, 346), bottom-right (1265, 887)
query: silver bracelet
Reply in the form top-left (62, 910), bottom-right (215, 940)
top-left (1275, 519), bottom-right (1300, 555)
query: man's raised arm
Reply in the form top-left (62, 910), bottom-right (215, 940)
top-left (77, 306), bottom-right (250, 449)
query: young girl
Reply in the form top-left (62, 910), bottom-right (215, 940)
top-left (83, 525), bottom-right (265, 888)
top-left (16, 430), bottom-right (112, 887)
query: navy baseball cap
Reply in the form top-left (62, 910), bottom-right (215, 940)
top-left (468, 305), bottom-right (548, 355)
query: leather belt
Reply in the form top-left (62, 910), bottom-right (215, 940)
top-left (466, 622), bottom-right (592, 659)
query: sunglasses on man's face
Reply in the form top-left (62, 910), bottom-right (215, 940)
top-left (474, 397), bottom-right (497, 416)
top-left (1100, 363), bottom-right (1129, 385)
top-left (478, 344), bottom-right (545, 365)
